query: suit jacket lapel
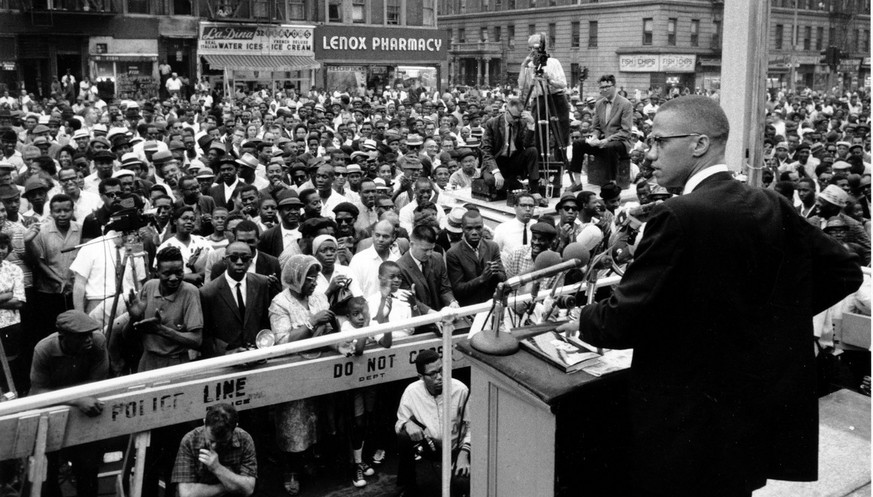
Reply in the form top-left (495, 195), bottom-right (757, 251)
top-left (218, 277), bottom-right (243, 322)
top-left (245, 277), bottom-right (259, 328)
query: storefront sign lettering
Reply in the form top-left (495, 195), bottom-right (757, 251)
top-left (315, 25), bottom-right (447, 63)
top-left (199, 22), bottom-right (315, 56)
top-left (618, 54), bottom-right (697, 73)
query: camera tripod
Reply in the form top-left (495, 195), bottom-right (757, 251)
top-left (523, 70), bottom-right (569, 198)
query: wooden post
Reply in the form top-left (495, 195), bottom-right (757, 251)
top-left (27, 414), bottom-right (49, 497)
top-left (130, 431), bottom-right (151, 497)
top-left (722, 0), bottom-right (770, 187)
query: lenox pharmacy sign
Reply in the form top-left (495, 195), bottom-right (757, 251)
top-left (315, 25), bottom-right (447, 63)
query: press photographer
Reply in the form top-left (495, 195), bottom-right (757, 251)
top-left (518, 33), bottom-right (571, 167)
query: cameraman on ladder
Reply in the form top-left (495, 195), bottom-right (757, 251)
top-left (519, 33), bottom-right (571, 184)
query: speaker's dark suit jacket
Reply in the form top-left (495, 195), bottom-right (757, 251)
top-left (445, 239), bottom-right (505, 306)
top-left (199, 272), bottom-right (273, 357)
top-left (209, 250), bottom-right (281, 281)
top-left (578, 172), bottom-right (862, 495)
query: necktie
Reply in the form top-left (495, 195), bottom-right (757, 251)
top-left (236, 282), bottom-right (246, 321)
top-left (522, 222), bottom-right (528, 245)
top-left (605, 100), bottom-right (612, 122)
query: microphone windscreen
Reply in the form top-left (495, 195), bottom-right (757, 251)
top-left (562, 242), bottom-right (591, 267)
top-left (533, 250), bottom-right (562, 270)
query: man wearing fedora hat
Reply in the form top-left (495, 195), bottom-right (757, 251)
top-left (236, 152), bottom-right (269, 191)
top-left (811, 184), bottom-right (870, 265)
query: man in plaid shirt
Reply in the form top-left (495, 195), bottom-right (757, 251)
top-left (503, 220), bottom-right (559, 294)
top-left (172, 403), bottom-right (257, 496)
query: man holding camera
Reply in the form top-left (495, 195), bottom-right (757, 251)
top-left (518, 33), bottom-right (571, 169)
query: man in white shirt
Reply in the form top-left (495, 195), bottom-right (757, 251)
top-left (315, 164), bottom-right (347, 220)
top-left (349, 220), bottom-right (401, 298)
top-left (398, 177), bottom-right (447, 234)
top-left (493, 192), bottom-right (535, 257)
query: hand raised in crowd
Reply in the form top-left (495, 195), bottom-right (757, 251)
top-left (326, 274), bottom-right (349, 296)
top-left (126, 289), bottom-right (146, 321)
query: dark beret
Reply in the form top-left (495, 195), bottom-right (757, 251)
top-left (600, 182), bottom-right (622, 201)
top-left (530, 221), bottom-right (557, 236)
top-left (333, 202), bottom-right (360, 217)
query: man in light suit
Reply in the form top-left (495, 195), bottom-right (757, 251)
top-left (200, 242), bottom-right (273, 357)
top-left (445, 211), bottom-right (506, 306)
top-left (396, 225), bottom-right (458, 335)
top-left (571, 74), bottom-right (633, 187)
top-left (559, 96), bottom-right (862, 497)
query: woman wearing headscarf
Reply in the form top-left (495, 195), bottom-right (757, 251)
top-left (268, 254), bottom-right (335, 496)
top-left (312, 234), bottom-right (362, 302)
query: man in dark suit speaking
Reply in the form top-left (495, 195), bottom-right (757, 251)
top-left (559, 96), bottom-right (862, 497)
top-left (570, 74), bottom-right (633, 187)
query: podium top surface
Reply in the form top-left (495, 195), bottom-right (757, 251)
top-left (456, 338), bottom-right (627, 408)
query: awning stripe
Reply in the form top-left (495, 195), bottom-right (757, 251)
top-left (202, 54), bottom-right (320, 71)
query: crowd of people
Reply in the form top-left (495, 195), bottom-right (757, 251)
top-left (0, 46), bottom-right (870, 496)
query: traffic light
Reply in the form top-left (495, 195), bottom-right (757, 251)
top-left (820, 48), bottom-right (831, 66)
top-left (581, 66), bottom-right (589, 81)
top-left (820, 46), bottom-right (843, 69)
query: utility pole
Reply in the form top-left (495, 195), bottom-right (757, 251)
top-left (789, 0), bottom-right (799, 91)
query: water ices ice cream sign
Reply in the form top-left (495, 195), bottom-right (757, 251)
top-left (199, 22), bottom-right (315, 55)
top-left (315, 25), bottom-right (447, 63)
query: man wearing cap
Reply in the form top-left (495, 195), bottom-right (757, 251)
top-left (83, 149), bottom-right (117, 194)
top-left (480, 95), bottom-right (539, 192)
top-left (449, 148), bottom-right (480, 189)
top-left (503, 220), bottom-right (558, 294)
top-left (30, 310), bottom-right (108, 497)
top-left (236, 152), bottom-right (269, 191)
top-left (446, 210), bottom-right (505, 306)
top-left (786, 143), bottom-right (819, 179)
top-left (258, 190), bottom-right (302, 258)
top-left (558, 97), bottom-right (863, 497)
top-left (810, 184), bottom-right (871, 265)
top-left (21, 176), bottom-right (50, 224)
top-left (152, 150), bottom-right (182, 199)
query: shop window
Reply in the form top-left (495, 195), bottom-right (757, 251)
top-left (816, 26), bottom-right (823, 50)
top-left (494, 26), bottom-right (501, 42)
top-left (95, 61), bottom-right (115, 80)
top-left (252, 0), bottom-right (269, 19)
top-left (775, 24), bottom-right (783, 50)
top-left (423, 2), bottom-right (435, 25)
top-left (642, 18), bottom-right (653, 46)
top-left (387, 0), bottom-right (400, 24)
top-left (328, 0), bottom-right (341, 22)
top-left (690, 19), bottom-right (699, 47)
top-left (127, 0), bottom-right (149, 14)
top-left (352, 0), bottom-right (365, 22)
top-left (287, 0), bottom-right (303, 19)
top-left (571, 21), bottom-right (580, 48)
top-left (667, 18), bottom-right (676, 46)
top-left (588, 21), bottom-right (597, 48)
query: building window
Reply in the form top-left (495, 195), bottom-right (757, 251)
top-left (459, 0), bottom-right (465, 13)
top-left (530, 0), bottom-right (536, 7)
top-left (865, 30), bottom-right (870, 52)
top-left (803, 26), bottom-right (811, 50)
top-left (328, 0), bottom-right (342, 22)
top-left (458, 27), bottom-right (466, 43)
top-left (480, 27), bottom-right (488, 41)
top-left (588, 20), bottom-right (598, 48)
top-left (482, 0), bottom-right (489, 10)
top-left (508, 0), bottom-right (514, 7)
top-left (690, 19), bottom-right (699, 47)
top-left (128, 0), bottom-right (149, 13)
top-left (775, 24), bottom-right (783, 49)
top-left (571, 21), bottom-right (580, 48)
top-left (667, 18), bottom-right (676, 46)
top-left (571, 62), bottom-right (580, 88)
top-left (712, 19), bottom-right (721, 48)
top-left (494, 0), bottom-right (501, 9)
top-left (816, 26), bottom-right (823, 50)
top-left (529, 23), bottom-right (536, 36)
top-left (387, 0), bottom-right (400, 24)
top-left (494, 26), bottom-right (501, 42)
top-left (423, 2), bottom-right (435, 25)
top-left (549, 0), bottom-right (555, 5)
top-left (508, 24), bottom-right (515, 47)
top-left (548, 23), bottom-right (556, 48)
top-left (352, 0), bottom-right (365, 23)
top-left (643, 18), bottom-right (653, 45)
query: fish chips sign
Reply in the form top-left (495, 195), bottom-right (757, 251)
top-left (198, 22), bottom-right (315, 56)
top-left (619, 54), bottom-right (696, 73)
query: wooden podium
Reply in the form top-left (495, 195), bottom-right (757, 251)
top-left (456, 339), bottom-right (633, 497)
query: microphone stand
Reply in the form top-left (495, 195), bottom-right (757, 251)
top-left (470, 258), bottom-right (583, 355)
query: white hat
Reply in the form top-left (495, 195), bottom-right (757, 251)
top-left (817, 184), bottom-right (848, 208)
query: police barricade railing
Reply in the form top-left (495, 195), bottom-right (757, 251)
top-left (0, 276), bottom-right (622, 497)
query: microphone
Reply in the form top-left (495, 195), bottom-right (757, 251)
top-left (561, 242), bottom-right (591, 268)
top-left (541, 243), bottom-right (592, 320)
top-left (524, 251), bottom-right (561, 316)
top-left (609, 200), bottom-right (663, 247)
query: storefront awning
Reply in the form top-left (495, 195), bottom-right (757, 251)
top-left (202, 54), bottom-right (320, 72)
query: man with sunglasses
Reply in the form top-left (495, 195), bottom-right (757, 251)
top-left (570, 74), bottom-right (633, 188)
top-left (200, 241), bottom-right (273, 357)
top-left (558, 96), bottom-right (862, 497)
top-left (80, 177), bottom-right (123, 241)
